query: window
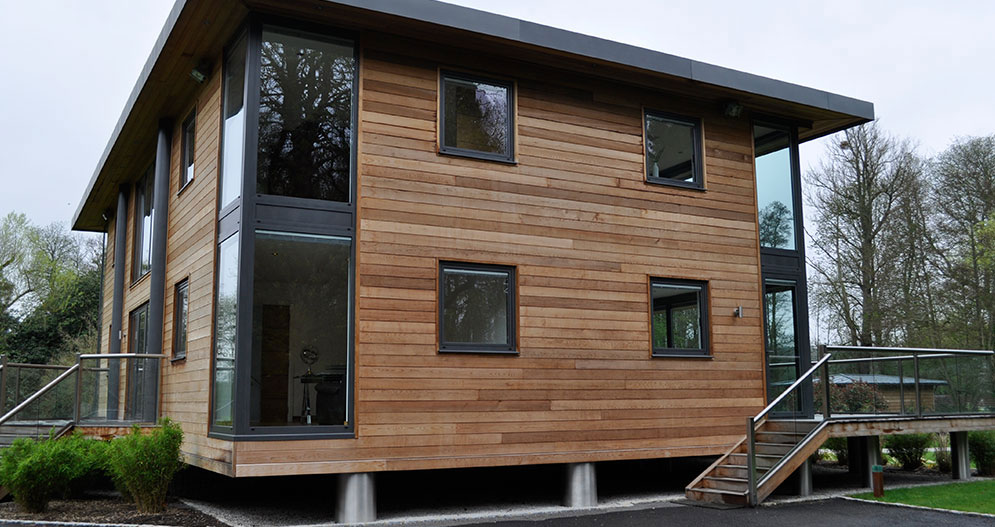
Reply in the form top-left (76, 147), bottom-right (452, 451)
top-left (650, 278), bottom-right (709, 356)
top-left (129, 303), bottom-right (149, 355)
top-left (754, 123), bottom-right (796, 250)
top-left (173, 279), bottom-right (189, 360)
top-left (257, 29), bottom-right (356, 202)
top-left (213, 234), bottom-right (239, 428)
top-left (439, 72), bottom-right (514, 163)
top-left (132, 165), bottom-right (154, 281)
top-left (439, 262), bottom-right (516, 353)
top-left (180, 111), bottom-right (196, 190)
top-left (127, 302), bottom-right (152, 420)
top-left (220, 34), bottom-right (247, 211)
top-left (644, 110), bottom-right (703, 189)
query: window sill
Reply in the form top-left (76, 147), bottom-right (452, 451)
top-left (177, 178), bottom-right (194, 197)
top-left (170, 355), bottom-right (187, 364)
top-left (438, 147), bottom-right (517, 165)
top-left (439, 348), bottom-right (519, 355)
top-left (645, 177), bottom-right (705, 191)
top-left (651, 352), bottom-right (713, 359)
top-left (129, 272), bottom-right (151, 290)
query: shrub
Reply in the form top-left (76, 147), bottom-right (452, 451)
top-left (814, 380), bottom-right (889, 415)
top-left (969, 430), bottom-right (995, 476)
top-left (934, 433), bottom-right (952, 473)
top-left (0, 434), bottom-right (89, 512)
top-left (823, 437), bottom-right (848, 466)
top-left (884, 433), bottom-right (931, 471)
top-left (105, 419), bottom-right (184, 513)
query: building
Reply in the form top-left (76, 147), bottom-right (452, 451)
top-left (61, 0), bottom-right (994, 519)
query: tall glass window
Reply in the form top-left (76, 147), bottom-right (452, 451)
top-left (257, 30), bottom-right (355, 202)
top-left (220, 35), bottom-right (247, 211)
top-left (132, 166), bottom-right (154, 281)
top-left (764, 281), bottom-right (799, 404)
top-left (250, 231), bottom-right (351, 427)
top-left (754, 124), bottom-right (795, 250)
top-left (212, 234), bottom-right (239, 428)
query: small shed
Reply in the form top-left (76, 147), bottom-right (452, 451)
top-left (830, 373), bottom-right (948, 412)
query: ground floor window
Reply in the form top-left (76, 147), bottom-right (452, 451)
top-left (650, 278), bottom-right (709, 357)
top-left (212, 234), bottom-right (239, 429)
top-left (439, 262), bottom-right (516, 354)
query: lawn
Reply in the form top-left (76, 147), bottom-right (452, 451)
top-left (853, 480), bottom-right (995, 515)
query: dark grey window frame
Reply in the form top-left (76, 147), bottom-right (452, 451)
top-left (209, 16), bottom-right (359, 441)
top-left (438, 261), bottom-right (517, 355)
top-left (131, 164), bottom-right (154, 283)
top-left (172, 278), bottom-right (189, 361)
top-left (438, 70), bottom-right (516, 164)
top-left (643, 109), bottom-right (704, 190)
top-left (179, 110), bottom-right (196, 193)
top-left (650, 277), bottom-right (710, 358)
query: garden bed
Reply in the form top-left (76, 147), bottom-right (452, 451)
top-left (0, 494), bottom-right (226, 526)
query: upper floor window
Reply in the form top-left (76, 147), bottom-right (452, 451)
top-left (651, 278), bottom-right (709, 357)
top-left (173, 279), bottom-right (189, 360)
top-left (644, 110), bottom-right (703, 189)
top-left (439, 262), bottom-right (516, 354)
top-left (754, 123), bottom-right (796, 250)
top-left (256, 29), bottom-right (356, 202)
top-left (439, 72), bottom-right (514, 163)
top-left (132, 165), bottom-right (154, 282)
top-left (180, 111), bottom-right (196, 190)
top-left (220, 33), bottom-right (247, 212)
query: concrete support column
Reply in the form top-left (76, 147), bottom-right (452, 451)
top-left (337, 473), bottom-right (375, 524)
top-left (951, 431), bottom-right (971, 480)
top-left (564, 462), bottom-right (597, 508)
top-left (847, 436), bottom-right (881, 488)
top-left (797, 459), bottom-right (813, 497)
top-left (142, 121), bottom-right (171, 420)
top-left (107, 185), bottom-right (128, 420)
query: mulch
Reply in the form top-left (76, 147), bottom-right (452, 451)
top-left (0, 495), bottom-right (226, 526)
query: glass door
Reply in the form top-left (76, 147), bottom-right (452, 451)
top-left (764, 280), bottom-right (800, 407)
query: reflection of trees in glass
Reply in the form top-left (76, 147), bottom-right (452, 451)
top-left (765, 287), bottom-right (796, 362)
top-left (759, 201), bottom-right (793, 249)
top-left (213, 235), bottom-right (239, 426)
top-left (257, 32), bottom-right (354, 202)
top-left (644, 115), bottom-right (694, 181)
top-left (443, 270), bottom-right (509, 345)
top-left (443, 78), bottom-right (509, 155)
top-left (671, 306), bottom-right (700, 348)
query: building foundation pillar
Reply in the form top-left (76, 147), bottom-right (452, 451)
top-left (951, 431), bottom-right (971, 480)
top-left (337, 472), bottom-right (375, 524)
top-left (797, 458), bottom-right (813, 496)
top-left (564, 462), bottom-right (597, 508)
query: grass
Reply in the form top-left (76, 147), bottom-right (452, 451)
top-left (853, 480), bottom-right (995, 515)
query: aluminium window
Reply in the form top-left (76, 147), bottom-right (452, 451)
top-left (173, 279), bottom-right (189, 360)
top-left (132, 165), bottom-right (154, 282)
top-left (644, 110), bottom-right (703, 189)
top-left (651, 278), bottom-right (709, 357)
top-left (439, 262), bottom-right (516, 354)
top-left (439, 71), bottom-right (514, 163)
top-left (180, 111), bottom-right (196, 190)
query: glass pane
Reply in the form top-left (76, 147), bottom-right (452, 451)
top-left (221, 35), bottom-right (247, 210)
top-left (175, 281), bottom-right (189, 357)
top-left (257, 30), bottom-right (355, 202)
top-left (442, 267), bottom-right (511, 346)
top-left (645, 113), bottom-right (696, 183)
top-left (442, 76), bottom-right (510, 157)
top-left (754, 124), bottom-right (795, 250)
top-left (765, 282), bottom-right (798, 403)
top-left (250, 231), bottom-right (351, 427)
top-left (133, 168), bottom-right (154, 280)
top-left (651, 282), bottom-right (702, 350)
top-left (182, 115), bottom-right (195, 186)
top-left (213, 234), bottom-right (240, 428)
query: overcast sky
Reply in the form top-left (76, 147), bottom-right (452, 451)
top-left (2, 0), bottom-right (994, 229)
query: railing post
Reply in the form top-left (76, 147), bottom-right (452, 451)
top-left (898, 358), bottom-right (905, 415)
top-left (746, 416), bottom-right (757, 506)
top-left (74, 354), bottom-right (83, 424)
top-left (0, 355), bottom-right (7, 414)
top-left (822, 360), bottom-right (831, 419)
top-left (913, 351), bottom-right (923, 418)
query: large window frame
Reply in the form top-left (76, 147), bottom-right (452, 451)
top-left (131, 165), bottom-right (154, 283)
top-left (438, 70), bottom-right (516, 164)
top-left (643, 109), bottom-right (704, 190)
top-left (172, 279), bottom-right (189, 361)
top-left (180, 110), bottom-right (196, 192)
top-left (209, 18), bottom-right (359, 440)
top-left (649, 277), bottom-right (710, 358)
top-left (438, 261), bottom-right (517, 355)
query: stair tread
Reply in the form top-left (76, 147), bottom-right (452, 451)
top-left (704, 476), bottom-right (748, 483)
top-left (721, 464), bottom-right (769, 470)
top-left (689, 487), bottom-right (747, 496)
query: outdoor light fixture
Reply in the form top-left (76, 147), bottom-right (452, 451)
top-left (733, 306), bottom-right (743, 318)
top-left (190, 61), bottom-right (211, 84)
top-left (723, 101), bottom-right (744, 118)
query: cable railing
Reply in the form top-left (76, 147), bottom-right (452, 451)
top-left (0, 353), bottom-right (167, 444)
top-left (746, 345), bottom-right (995, 505)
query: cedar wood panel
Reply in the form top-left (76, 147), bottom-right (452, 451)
top-left (98, 29), bottom-right (767, 477)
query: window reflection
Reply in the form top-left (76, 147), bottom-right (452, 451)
top-left (764, 282), bottom-right (798, 402)
top-left (651, 281), bottom-right (704, 352)
top-left (441, 266), bottom-right (513, 348)
top-left (213, 234), bottom-right (239, 428)
top-left (645, 112), bottom-right (698, 184)
top-left (441, 74), bottom-right (512, 159)
top-left (257, 30), bottom-right (355, 202)
top-left (221, 35), bottom-right (247, 210)
top-left (132, 166), bottom-right (154, 281)
top-left (754, 124), bottom-right (795, 250)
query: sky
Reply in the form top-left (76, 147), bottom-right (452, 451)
top-left (2, 0), bottom-right (995, 230)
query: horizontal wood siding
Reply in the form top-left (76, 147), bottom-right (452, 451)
top-left (232, 32), bottom-right (766, 476)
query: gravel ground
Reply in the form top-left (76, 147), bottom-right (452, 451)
top-left (0, 495), bottom-right (227, 526)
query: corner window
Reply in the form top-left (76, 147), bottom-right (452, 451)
top-left (439, 262), bottom-right (516, 354)
top-left (212, 233), bottom-right (239, 429)
top-left (173, 279), bottom-right (189, 360)
top-left (180, 111), bottom-right (196, 190)
top-left (754, 123), bottom-right (796, 250)
top-left (644, 110), bottom-right (703, 189)
top-left (132, 165), bottom-right (154, 282)
top-left (651, 278), bottom-right (709, 357)
top-left (439, 72), bottom-right (514, 163)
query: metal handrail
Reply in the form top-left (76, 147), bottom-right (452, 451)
top-left (824, 345), bottom-right (995, 356)
top-left (753, 353), bottom-right (833, 426)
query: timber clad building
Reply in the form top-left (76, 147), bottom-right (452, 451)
top-left (71, 0), bottom-right (888, 516)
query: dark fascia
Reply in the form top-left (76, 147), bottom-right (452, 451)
top-left (323, 0), bottom-right (875, 121)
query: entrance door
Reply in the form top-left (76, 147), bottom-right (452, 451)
top-left (764, 280), bottom-right (800, 407)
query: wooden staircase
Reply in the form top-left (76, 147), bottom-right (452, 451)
top-left (685, 419), bottom-right (827, 506)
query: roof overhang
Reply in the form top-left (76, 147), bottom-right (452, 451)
top-left (72, 0), bottom-right (874, 231)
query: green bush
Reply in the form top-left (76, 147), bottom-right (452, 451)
top-left (884, 433), bottom-right (931, 471)
top-left (968, 430), bottom-right (995, 476)
top-left (934, 433), bottom-right (952, 473)
top-left (823, 437), bottom-right (849, 465)
top-left (0, 434), bottom-right (91, 512)
top-left (813, 380), bottom-right (889, 415)
top-left (104, 419), bottom-right (184, 513)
